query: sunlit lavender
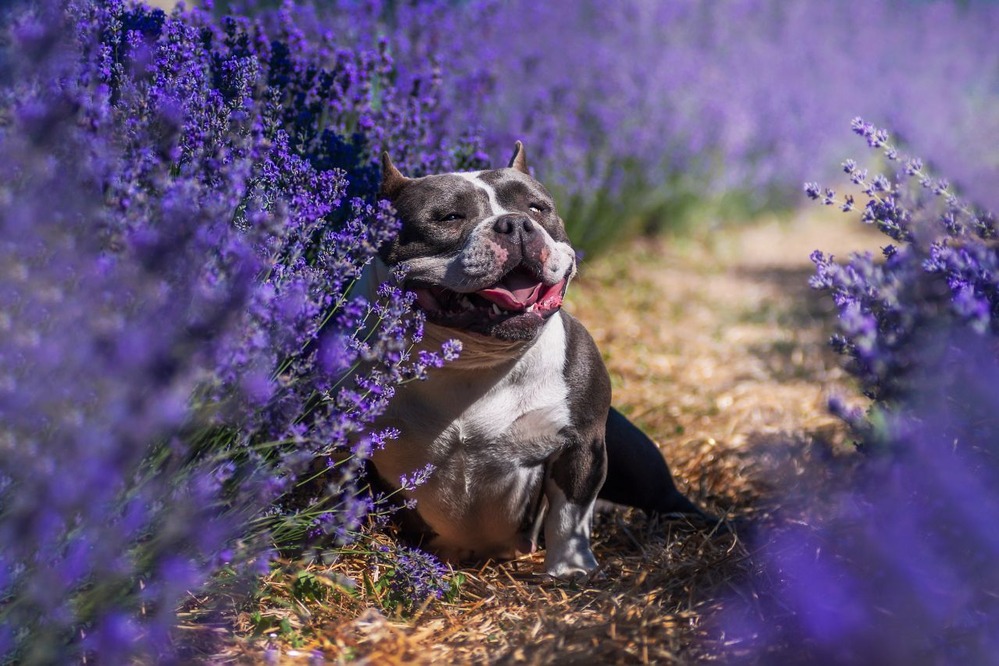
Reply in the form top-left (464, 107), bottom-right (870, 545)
top-left (809, 118), bottom-right (997, 410)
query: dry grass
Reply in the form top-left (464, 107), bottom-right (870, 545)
top-left (218, 212), bottom-right (884, 664)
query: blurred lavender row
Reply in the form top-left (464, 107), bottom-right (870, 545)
top-left (725, 335), bottom-right (999, 664)
top-left (297, 0), bottom-right (999, 249)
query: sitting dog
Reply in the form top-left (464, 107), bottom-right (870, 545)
top-left (364, 143), bottom-right (704, 579)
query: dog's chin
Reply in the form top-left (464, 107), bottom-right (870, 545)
top-left (476, 310), bottom-right (550, 341)
top-left (408, 269), bottom-right (567, 341)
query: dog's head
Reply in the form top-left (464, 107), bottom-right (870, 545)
top-left (379, 143), bottom-right (576, 341)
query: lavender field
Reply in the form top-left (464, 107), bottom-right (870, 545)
top-left (2, 0), bottom-right (998, 663)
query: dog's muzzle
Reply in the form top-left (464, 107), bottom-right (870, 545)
top-left (412, 265), bottom-right (566, 326)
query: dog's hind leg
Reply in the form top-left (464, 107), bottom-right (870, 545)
top-left (599, 406), bottom-right (709, 519)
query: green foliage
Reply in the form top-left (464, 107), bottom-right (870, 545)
top-left (558, 162), bottom-right (788, 257)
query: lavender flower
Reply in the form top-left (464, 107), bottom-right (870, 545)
top-left (324, 0), bottom-right (999, 251)
top-left (808, 119), bottom-right (997, 407)
top-left (370, 543), bottom-right (454, 613)
top-left (398, 463), bottom-right (437, 492)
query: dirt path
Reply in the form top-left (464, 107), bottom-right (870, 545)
top-left (242, 211), bottom-right (884, 664)
top-left (568, 212), bottom-right (881, 521)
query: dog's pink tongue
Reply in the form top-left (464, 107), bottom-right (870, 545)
top-left (477, 271), bottom-right (543, 311)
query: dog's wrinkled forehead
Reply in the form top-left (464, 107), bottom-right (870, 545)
top-left (392, 173), bottom-right (489, 223)
top-left (386, 167), bottom-right (568, 256)
top-left (475, 168), bottom-right (558, 216)
top-left (397, 170), bottom-right (556, 220)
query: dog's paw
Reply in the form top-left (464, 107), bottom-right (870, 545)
top-left (544, 538), bottom-right (598, 580)
top-left (545, 562), bottom-right (596, 582)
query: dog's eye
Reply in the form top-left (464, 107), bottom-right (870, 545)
top-left (439, 212), bottom-right (464, 222)
top-left (528, 204), bottom-right (546, 214)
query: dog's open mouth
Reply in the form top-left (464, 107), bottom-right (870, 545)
top-left (410, 266), bottom-right (566, 330)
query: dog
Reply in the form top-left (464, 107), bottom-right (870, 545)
top-left (362, 142), bottom-right (705, 579)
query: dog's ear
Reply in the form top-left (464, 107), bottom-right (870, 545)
top-left (508, 140), bottom-right (529, 174)
top-left (380, 151), bottom-right (410, 200)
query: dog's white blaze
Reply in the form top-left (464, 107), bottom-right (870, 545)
top-left (458, 171), bottom-right (510, 215)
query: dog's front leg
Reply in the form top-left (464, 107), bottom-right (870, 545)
top-left (542, 432), bottom-right (608, 579)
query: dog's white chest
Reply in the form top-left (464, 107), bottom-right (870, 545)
top-left (373, 314), bottom-right (572, 556)
top-left (444, 314), bottom-right (570, 456)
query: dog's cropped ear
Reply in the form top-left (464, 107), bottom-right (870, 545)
top-left (380, 151), bottom-right (410, 200)
top-left (508, 140), bottom-right (529, 175)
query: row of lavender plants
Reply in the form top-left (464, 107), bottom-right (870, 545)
top-left (4, 0), bottom-right (999, 661)
top-left (292, 0), bottom-right (999, 252)
top-left (721, 121), bottom-right (999, 662)
top-left (0, 0), bottom-right (476, 661)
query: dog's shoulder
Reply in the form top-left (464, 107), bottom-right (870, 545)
top-left (557, 311), bottom-right (612, 431)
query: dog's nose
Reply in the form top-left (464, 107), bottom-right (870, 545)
top-left (493, 215), bottom-right (534, 237)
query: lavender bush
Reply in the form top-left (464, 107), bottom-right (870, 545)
top-left (808, 118), bottom-right (997, 415)
top-left (0, 0), bottom-right (475, 661)
top-left (721, 121), bottom-right (999, 662)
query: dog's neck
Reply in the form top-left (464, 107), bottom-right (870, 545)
top-left (422, 320), bottom-right (531, 370)
top-left (355, 257), bottom-right (534, 370)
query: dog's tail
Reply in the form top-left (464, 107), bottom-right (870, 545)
top-left (599, 406), bottom-right (712, 521)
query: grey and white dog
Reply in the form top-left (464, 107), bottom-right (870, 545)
top-left (363, 143), bottom-right (704, 579)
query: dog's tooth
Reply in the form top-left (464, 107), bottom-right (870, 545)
top-left (491, 303), bottom-right (502, 316)
top-left (526, 303), bottom-right (536, 313)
